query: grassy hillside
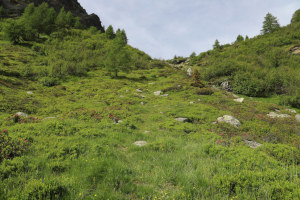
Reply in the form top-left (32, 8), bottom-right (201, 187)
top-left (188, 20), bottom-right (300, 108)
top-left (0, 5), bottom-right (299, 200)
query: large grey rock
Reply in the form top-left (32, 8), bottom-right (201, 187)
top-left (136, 89), bottom-right (143, 93)
top-left (175, 118), bottom-right (189, 122)
top-left (15, 112), bottom-right (28, 118)
top-left (234, 98), bottom-right (244, 103)
top-left (221, 81), bottom-right (232, 92)
top-left (267, 112), bottom-right (290, 119)
top-left (296, 115), bottom-right (300, 123)
top-left (217, 115), bottom-right (241, 128)
top-left (244, 140), bottom-right (262, 148)
top-left (187, 68), bottom-right (193, 76)
top-left (154, 91), bottom-right (162, 96)
top-left (133, 141), bottom-right (147, 147)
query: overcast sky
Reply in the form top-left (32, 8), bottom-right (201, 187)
top-left (78, 0), bottom-right (300, 59)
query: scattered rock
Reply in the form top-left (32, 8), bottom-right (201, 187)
top-left (120, 95), bottom-right (124, 98)
top-left (161, 94), bottom-right (169, 97)
top-left (217, 115), bottom-right (241, 128)
top-left (133, 141), bottom-right (147, 147)
top-left (15, 112), bottom-right (28, 118)
top-left (141, 102), bottom-right (145, 105)
top-left (43, 117), bottom-right (56, 120)
top-left (190, 101), bottom-right (194, 104)
top-left (286, 109), bottom-right (297, 114)
top-left (274, 109), bottom-right (281, 113)
top-left (232, 94), bottom-right (239, 98)
top-left (141, 95), bottom-right (146, 98)
top-left (267, 112), bottom-right (290, 119)
top-left (234, 98), bottom-right (244, 103)
top-left (27, 91), bottom-right (34, 95)
top-left (175, 118), bottom-right (190, 122)
top-left (198, 99), bottom-right (201, 102)
top-left (154, 91), bottom-right (162, 96)
top-left (136, 89), bottom-right (143, 93)
top-left (244, 140), bottom-right (262, 148)
top-left (144, 131), bottom-right (150, 134)
top-left (187, 68), bottom-right (193, 76)
top-left (148, 82), bottom-right (155, 85)
top-left (221, 81), bottom-right (232, 92)
top-left (118, 120), bottom-right (123, 123)
top-left (296, 115), bottom-right (300, 122)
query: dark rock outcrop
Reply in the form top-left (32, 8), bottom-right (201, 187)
top-left (0, 0), bottom-right (104, 32)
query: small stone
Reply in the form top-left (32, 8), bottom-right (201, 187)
top-left (217, 115), bottom-right (241, 128)
top-left (118, 120), bottom-right (123, 123)
top-left (27, 91), bottom-right (34, 95)
top-left (234, 98), bottom-right (244, 103)
top-left (221, 81), bottom-right (231, 92)
top-left (154, 91), bottom-right (162, 96)
top-left (15, 112), bottom-right (28, 118)
top-left (296, 115), bottom-right (300, 123)
top-left (275, 109), bottom-right (281, 113)
top-left (190, 101), bottom-right (194, 104)
top-left (133, 141), bottom-right (147, 147)
top-left (43, 117), bottom-right (56, 120)
top-left (161, 94), bottom-right (169, 97)
top-left (136, 89), bottom-right (143, 93)
top-left (144, 131), bottom-right (150, 134)
top-left (267, 112), bottom-right (290, 119)
top-left (141, 95), bottom-right (146, 98)
top-left (120, 95), bottom-right (124, 98)
top-left (232, 94), bottom-right (239, 98)
top-left (286, 109), bottom-right (297, 114)
top-left (198, 99), bottom-right (201, 102)
top-left (141, 102), bottom-right (145, 105)
top-left (175, 118), bottom-right (189, 122)
top-left (148, 82), bottom-right (155, 85)
top-left (244, 140), bottom-right (262, 149)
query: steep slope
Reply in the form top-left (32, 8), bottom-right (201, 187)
top-left (0, 0), bottom-right (104, 31)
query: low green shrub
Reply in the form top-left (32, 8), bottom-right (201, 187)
top-left (196, 88), bottom-right (214, 95)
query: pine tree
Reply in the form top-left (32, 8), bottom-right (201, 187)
top-left (291, 9), bottom-right (300, 24)
top-left (213, 39), bottom-right (220, 49)
top-left (65, 11), bottom-right (75, 27)
top-left (261, 13), bottom-right (280, 34)
top-left (235, 35), bottom-right (244, 43)
top-left (104, 35), bottom-right (131, 78)
top-left (105, 25), bottom-right (115, 40)
top-left (55, 7), bottom-right (68, 29)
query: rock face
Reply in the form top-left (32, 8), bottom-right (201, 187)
top-left (267, 112), bottom-right (290, 119)
top-left (217, 115), bottom-right (241, 128)
top-left (0, 0), bottom-right (104, 31)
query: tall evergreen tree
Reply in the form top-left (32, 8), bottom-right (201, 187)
top-left (235, 35), bottom-right (244, 43)
top-left (213, 39), bottom-right (220, 49)
top-left (116, 29), bottom-right (128, 44)
top-left (55, 7), bottom-right (68, 29)
top-left (261, 13), bottom-right (280, 34)
top-left (104, 34), bottom-right (131, 77)
top-left (105, 25), bottom-right (115, 40)
top-left (291, 9), bottom-right (300, 24)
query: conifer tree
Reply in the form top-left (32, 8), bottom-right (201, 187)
top-left (291, 9), bottom-right (300, 23)
top-left (116, 29), bottom-right (128, 44)
top-left (55, 7), bottom-right (68, 29)
top-left (213, 39), bottom-right (220, 49)
top-left (104, 34), bottom-right (131, 78)
top-left (105, 25), bottom-right (115, 39)
top-left (261, 13), bottom-right (280, 34)
top-left (235, 35), bottom-right (244, 43)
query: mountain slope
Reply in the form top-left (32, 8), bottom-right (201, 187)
top-left (0, 0), bottom-right (104, 31)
